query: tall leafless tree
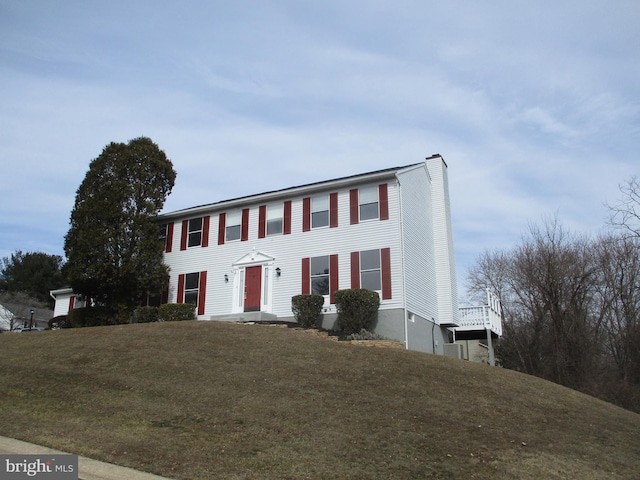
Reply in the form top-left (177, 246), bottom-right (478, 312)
top-left (607, 175), bottom-right (640, 239)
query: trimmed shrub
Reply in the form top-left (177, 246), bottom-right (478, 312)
top-left (136, 306), bottom-right (160, 323)
top-left (335, 289), bottom-right (380, 335)
top-left (67, 306), bottom-right (116, 328)
top-left (291, 294), bottom-right (325, 328)
top-left (158, 303), bottom-right (196, 322)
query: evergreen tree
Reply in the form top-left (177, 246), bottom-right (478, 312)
top-left (0, 251), bottom-right (64, 307)
top-left (63, 137), bottom-right (176, 314)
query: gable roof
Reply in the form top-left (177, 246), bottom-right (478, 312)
top-left (156, 157), bottom-right (439, 221)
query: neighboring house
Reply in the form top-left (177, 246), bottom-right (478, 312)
top-left (49, 288), bottom-right (87, 317)
top-left (155, 155), bottom-right (460, 353)
top-left (0, 302), bottom-right (52, 331)
top-left (0, 303), bottom-right (16, 331)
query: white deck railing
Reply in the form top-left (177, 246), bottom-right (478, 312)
top-left (457, 290), bottom-right (503, 336)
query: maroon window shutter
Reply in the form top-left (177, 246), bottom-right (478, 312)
top-left (197, 271), bottom-right (207, 315)
top-left (177, 274), bottom-right (185, 303)
top-left (241, 208), bottom-right (250, 241)
top-left (258, 205), bottom-right (267, 238)
top-left (69, 296), bottom-right (75, 311)
top-left (302, 258), bottom-right (310, 294)
top-left (349, 189), bottom-right (359, 224)
top-left (330, 193), bottom-right (338, 228)
top-left (218, 213), bottom-right (226, 245)
top-left (381, 247), bottom-right (392, 300)
top-left (350, 251), bottom-right (360, 289)
top-left (180, 220), bottom-right (188, 250)
top-left (201, 216), bottom-right (210, 247)
top-left (379, 184), bottom-right (389, 221)
top-left (302, 197), bottom-right (311, 232)
top-left (330, 254), bottom-right (339, 304)
top-left (165, 222), bottom-right (174, 253)
top-left (283, 201), bottom-right (292, 235)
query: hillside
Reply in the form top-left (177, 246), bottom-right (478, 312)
top-left (1, 321), bottom-right (639, 479)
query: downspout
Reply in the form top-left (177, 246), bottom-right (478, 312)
top-left (432, 318), bottom-right (436, 354)
top-left (396, 174), bottom-right (409, 350)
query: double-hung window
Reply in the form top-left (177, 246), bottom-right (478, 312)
top-left (359, 186), bottom-right (379, 221)
top-left (311, 196), bottom-right (329, 228)
top-left (178, 271), bottom-right (208, 315)
top-left (360, 249), bottom-right (382, 291)
top-left (351, 248), bottom-right (391, 299)
top-left (226, 211), bottom-right (242, 242)
top-left (310, 256), bottom-right (330, 295)
top-left (187, 218), bottom-right (203, 247)
top-left (183, 273), bottom-right (200, 306)
top-left (267, 204), bottom-right (283, 235)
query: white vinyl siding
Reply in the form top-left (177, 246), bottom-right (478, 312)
top-left (396, 165), bottom-right (438, 322)
top-left (161, 182), bottom-right (404, 319)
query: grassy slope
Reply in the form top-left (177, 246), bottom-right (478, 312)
top-left (1, 321), bottom-right (639, 480)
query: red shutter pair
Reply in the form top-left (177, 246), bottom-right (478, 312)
top-left (177, 271), bottom-right (207, 316)
top-left (179, 216), bottom-right (210, 250)
top-left (302, 193), bottom-right (338, 231)
top-left (217, 209), bottom-right (250, 245)
top-left (301, 255), bottom-right (339, 304)
top-left (258, 201), bottom-right (292, 238)
top-left (350, 248), bottom-right (392, 299)
top-left (349, 184), bottom-right (389, 224)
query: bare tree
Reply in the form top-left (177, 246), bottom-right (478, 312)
top-left (607, 175), bottom-right (640, 238)
top-left (468, 218), bottom-right (601, 389)
top-left (594, 234), bottom-right (640, 384)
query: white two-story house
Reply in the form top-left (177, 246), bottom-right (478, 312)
top-left (155, 154), bottom-right (459, 354)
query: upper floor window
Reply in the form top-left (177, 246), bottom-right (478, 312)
top-left (312, 196), bottom-right (329, 228)
top-left (359, 186), bottom-right (379, 221)
top-left (160, 223), bottom-right (174, 253)
top-left (226, 211), bottom-right (242, 242)
top-left (267, 204), bottom-right (283, 235)
top-left (180, 216), bottom-right (209, 250)
top-left (350, 184), bottom-right (389, 224)
top-left (303, 193), bottom-right (338, 231)
top-left (218, 209), bottom-right (249, 244)
top-left (188, 218), bottom-right (203, 247)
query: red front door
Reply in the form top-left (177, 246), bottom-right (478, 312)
top-left (244, 266), bottom-right (262, 312)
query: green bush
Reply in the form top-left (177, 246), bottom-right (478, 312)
top-left (335, 289), bottom-right (380, 335)
top-left (67, 306), bottom-right (117, 328)
top-left (291, 294), bottom-right (325, 328)
top-left (158, 303), bottom-right (196, 322)
top-left (136, 306), bottom-right (160, 323)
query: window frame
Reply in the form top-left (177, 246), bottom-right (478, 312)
top-left (310, 255), bottom-right (330, 296)
top-left (187, 218), bottom-right (203, 247)
top-left (225, 210), bottom-right (242, 242)
top-left (359, 186), bottom-right (379, 221)
top-left (183, 272), bottom-right (200, 306)
top-left (311, 195), bottom-right (330, 229)
top-left (360, 249), bottom-right (382, 292)
top-left (266, 204), bottom-right (284, 236)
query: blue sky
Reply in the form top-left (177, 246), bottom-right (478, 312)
top-left (1, 1), bottom-right (638, 298)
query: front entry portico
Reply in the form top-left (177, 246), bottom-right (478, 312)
top-left (231, 250), bottom-right (276, 315)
